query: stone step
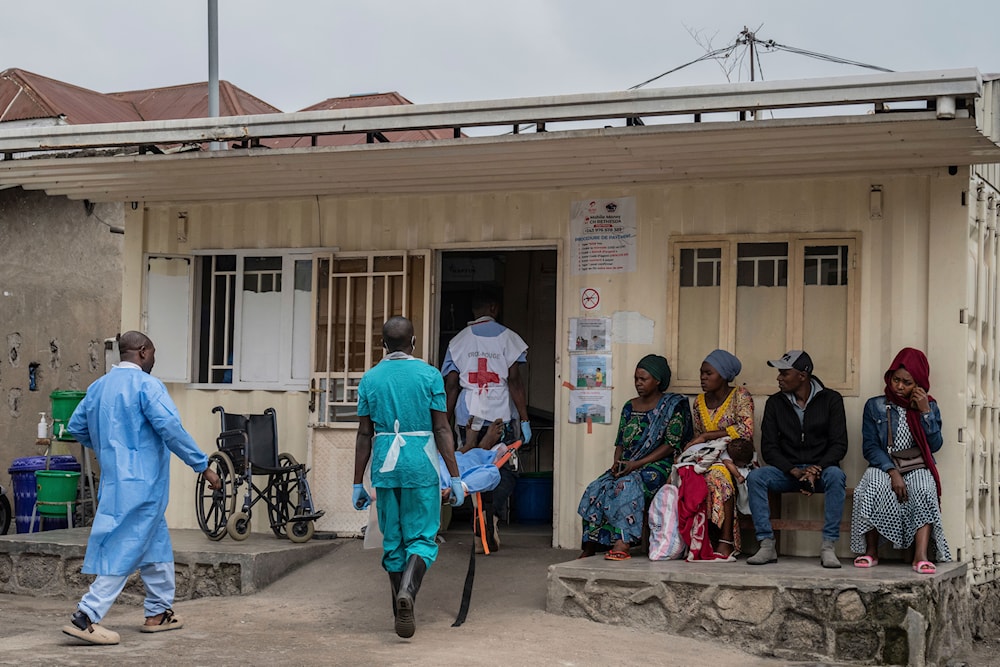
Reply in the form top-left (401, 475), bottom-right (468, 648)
top-left (0, 528), bottom-right (342, 602)
top-left (547, 555), bottom-right (968, 665)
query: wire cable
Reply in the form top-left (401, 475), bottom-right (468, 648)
top-left (628, 44), bottom-right (739, 90)
top-left (764, 40), bottom-right (894, 73)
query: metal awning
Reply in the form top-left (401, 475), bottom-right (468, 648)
top-left (1, 69), bottom-right (998, 203)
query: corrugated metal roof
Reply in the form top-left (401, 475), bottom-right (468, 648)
top-left (0, 69), bottom-right (451, 150)
top-left (0, 68), bottom-right (142, 124)
top-left (108, 80), bottom-right (281, 120)
top-left (267, 91), bottom-right (457, 149)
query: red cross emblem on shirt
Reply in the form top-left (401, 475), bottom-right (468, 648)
top-left (468, 357), bottom-right (500, 393)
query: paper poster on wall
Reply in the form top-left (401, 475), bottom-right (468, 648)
top-left (571, 354), bottom-right (611, 389)
top-left (569, 317), bottom-right (611, 352)
top-left (570, 196), bottom-right (637, 274)
top-left (568, 389), bottom-right (612, 424)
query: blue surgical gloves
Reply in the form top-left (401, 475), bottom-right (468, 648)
top-left (449, 476), bottom-right (465, 507)
top-left (352, 483), bottom-right (371, 510)
top-left (520, 420), bottom-right (532, 444)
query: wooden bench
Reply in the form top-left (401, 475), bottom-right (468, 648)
top-left (739, 487), bottom-right (855, 536)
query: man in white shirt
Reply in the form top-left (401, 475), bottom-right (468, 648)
top-left (442, 289), bottom-right (531, 551)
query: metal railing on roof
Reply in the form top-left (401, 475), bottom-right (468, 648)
top-left (0, 69), bottom-right (984, 156)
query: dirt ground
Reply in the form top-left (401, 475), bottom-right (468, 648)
top-left (0, 525), bottom-right (987, 666)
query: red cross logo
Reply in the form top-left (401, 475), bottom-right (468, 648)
top-left (468, 357), bottom-right (500, 393)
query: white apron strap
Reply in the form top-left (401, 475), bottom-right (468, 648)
top-left (376, 419), bottom-right (436, 473)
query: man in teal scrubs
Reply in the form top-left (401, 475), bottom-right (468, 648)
top-left (353, 316), bottom-right (463, 639)
top-left (62, 331), bottom-right (221, 645)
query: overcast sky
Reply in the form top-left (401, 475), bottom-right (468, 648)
top-left (2, 1), bottom-right (997, 112)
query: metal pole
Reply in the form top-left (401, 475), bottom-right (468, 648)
top-left (208, 0), bottom-right (221, 150)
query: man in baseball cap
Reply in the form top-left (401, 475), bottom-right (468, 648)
top-left (766, 350), bottom-right (813, 374)
top-left (746, 349), bottom-right (848, 569)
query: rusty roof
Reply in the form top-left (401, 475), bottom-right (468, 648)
top-left (265, 92), bottom-right (459, 149)
top-left (1, 68), bottom-right (455, 149)
top-left (0, 68), bottom-right (142, 124)
top-left (108, 80), bottom-right (281, 120)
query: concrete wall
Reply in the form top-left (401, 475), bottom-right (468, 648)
top-left (0, 188), bottom-right (123, 505)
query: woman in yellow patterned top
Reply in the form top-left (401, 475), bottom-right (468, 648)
top-left (685, 349), bottom-right (755, 558)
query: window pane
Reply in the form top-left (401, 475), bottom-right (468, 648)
top-left (349, 276), bottom-right (369, 372)
top-left (676, 247), bottom-right (722, 382)
top-left (291, 259), bottom-right (312, 380)
top-left (737, 243), bottom-right (788, 287)
top-left (333, 257), bottom-right (368, 273)
top-left (374, 255), bottom-right (404, 272)
top-left (803, 245), bottom-right (850, 383)
top-left (314, 258), bottom-right (331, 373)
top-left (804, 245), bottom-right (848, 286)
top-left (733, 243), bottom-right (789, 386)
top-left (407, 256), bottom-right (426, 358)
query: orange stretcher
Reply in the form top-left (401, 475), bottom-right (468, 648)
top-left (452, 439), bottom-right (522, 627)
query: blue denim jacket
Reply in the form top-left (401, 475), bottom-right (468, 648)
top-left (861, 395), bottom-right (942, 473)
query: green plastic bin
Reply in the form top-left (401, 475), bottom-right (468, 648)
top-left (35, 470), bottom-right (80, 516)
top-left (50, 390), bottom-right (86, 441)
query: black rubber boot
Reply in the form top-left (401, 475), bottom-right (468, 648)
top-left (388, 571), bottom-right (402, 618)
top-left (394, 554), bottom-right (427, 638)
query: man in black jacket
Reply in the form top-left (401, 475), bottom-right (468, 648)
top-left (746, 350), bottom-right (848, 568)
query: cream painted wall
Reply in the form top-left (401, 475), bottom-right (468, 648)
top-left (129, 171), bottom-right (971, 555)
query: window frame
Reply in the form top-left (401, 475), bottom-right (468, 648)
top-left (668, 232), bottom-right (860, 396)
top-left (186, 249), bottom-right (317, 391)
top-left (310, 249), bottom-right (431, 426)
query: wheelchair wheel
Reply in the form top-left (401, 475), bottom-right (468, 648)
top-left (287, 519), bottom-right (315, 544)
top-left (196, 453), bottom-right (237, 541)
top-left (266, 453), bottom-right (301, 539)
top-left (227, 511), bottom-right (252, 541)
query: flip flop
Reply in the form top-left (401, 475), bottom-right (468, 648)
top-left (140, 609), bottom-right (184, 633)
top-left (604, 550), bottom-right (631, 561)
top-left (853, 555), bottom-right (878, 568)
top-left (912, 560), bottom-right (936, 575)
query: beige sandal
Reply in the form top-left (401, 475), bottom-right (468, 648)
top-left (62, 611), bottom-right (120, 645)
top-left (140, 609), bottom-right (184, 633)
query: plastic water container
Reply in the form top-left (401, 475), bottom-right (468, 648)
top-left (513, 471), bottom-right (553, 524)
top-left (50, 390), bottom-right (86, 441)
top-left (8, 456), bottom-right (81, 533)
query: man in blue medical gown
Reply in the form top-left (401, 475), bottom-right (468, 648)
top-left (62, 331), bottom-right (221, 645)
top-left (353, 316), bottom-right (463, 639)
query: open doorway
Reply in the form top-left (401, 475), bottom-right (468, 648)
top-left (437, 249), bottom-right (557, 528)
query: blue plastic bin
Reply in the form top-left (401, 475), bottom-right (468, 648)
top-left (513, 471), bottom-right (553, 524)
top-left (8, 455), bottom-right (81, 533)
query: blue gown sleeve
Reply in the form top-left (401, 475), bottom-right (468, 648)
top-left (143, 381), bottom-right (209, 472)
top-left (67, 399), bottom-right (92, 449)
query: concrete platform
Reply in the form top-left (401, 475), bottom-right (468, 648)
top-left (547, 555), bottom-right (970, 666)
top-left (0, 528), bottom-right (342, 602)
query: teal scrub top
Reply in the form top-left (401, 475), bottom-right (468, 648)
top-left (358, 357), bottom-right (446, 489)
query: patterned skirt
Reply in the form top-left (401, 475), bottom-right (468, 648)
top-left (850, 466), bottom-right (951, 560)
top-left (578, 460), bottom-right (671, 547)
top-left (704, 464), bottom-right (739, 553)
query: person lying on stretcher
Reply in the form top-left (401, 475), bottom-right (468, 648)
top-left (437, 418), bottom-right (507, 499)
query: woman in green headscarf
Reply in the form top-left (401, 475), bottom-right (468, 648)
top-left (577, 354), bottom-right (693, 560)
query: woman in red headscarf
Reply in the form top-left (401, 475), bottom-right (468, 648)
top-left (850, 348), bottom-right (950, 573)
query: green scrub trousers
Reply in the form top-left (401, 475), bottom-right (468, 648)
top-left (376, 484), bottom-right (441, 572)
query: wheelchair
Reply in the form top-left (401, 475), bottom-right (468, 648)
top-left (195, 406), bottom-right (324, 543)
